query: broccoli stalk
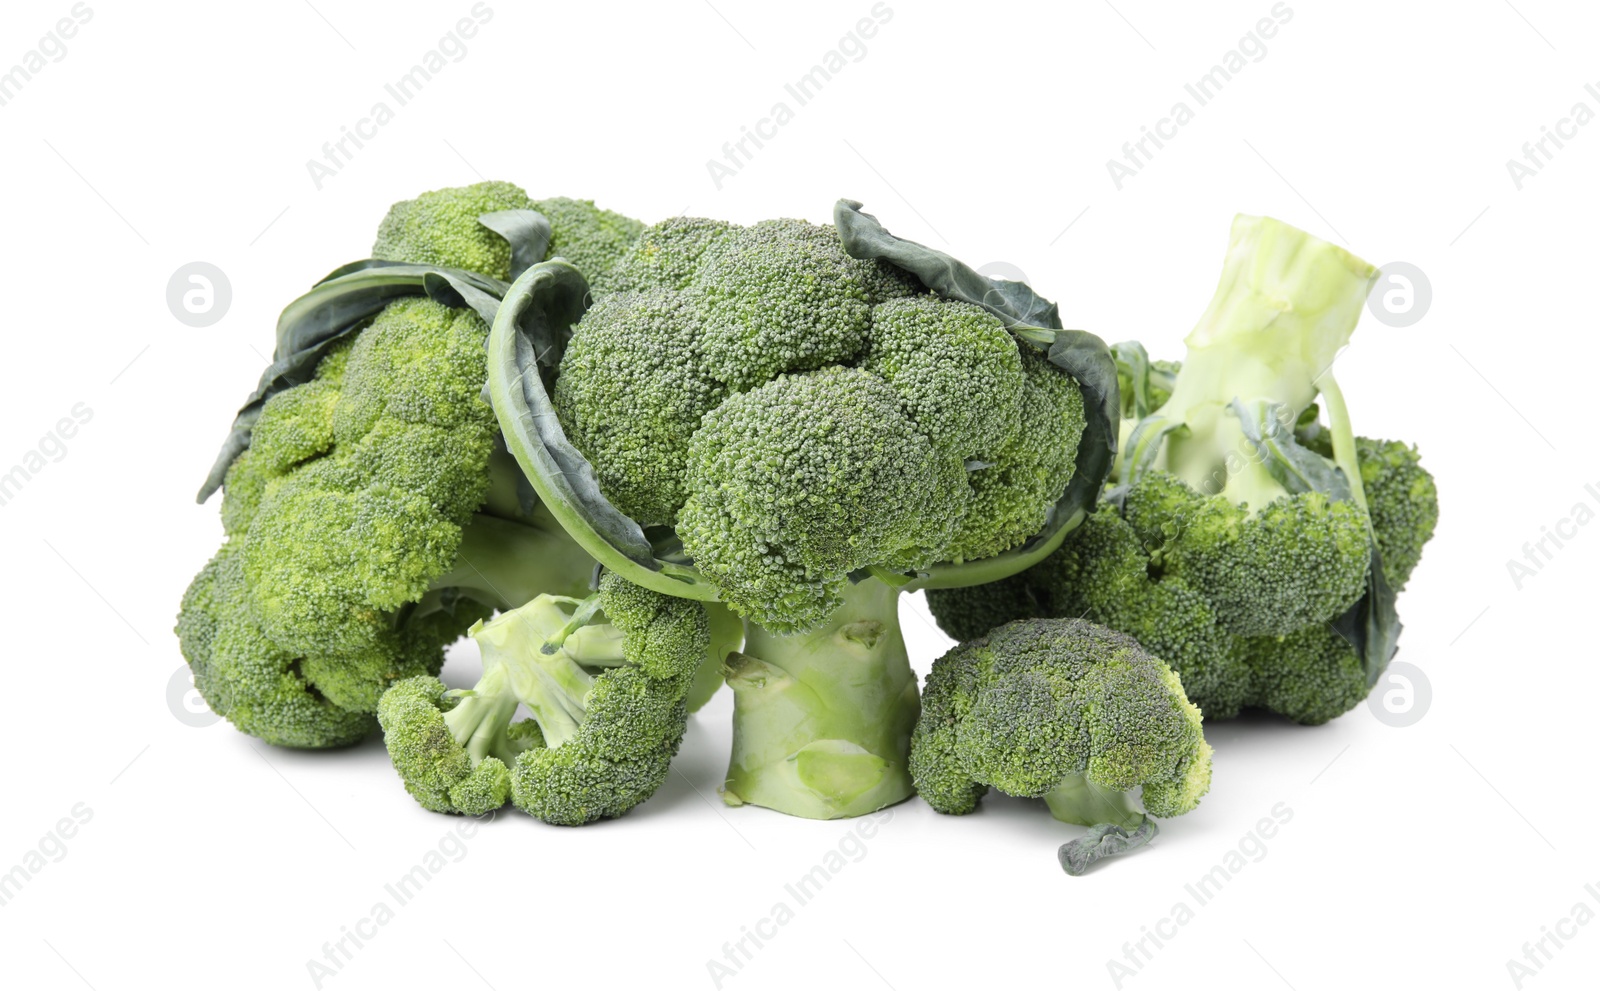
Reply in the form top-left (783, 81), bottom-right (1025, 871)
top-left (1132, 214), bottom-right (1379, 511)
top-left (722, 579), bottom-right (921, 819)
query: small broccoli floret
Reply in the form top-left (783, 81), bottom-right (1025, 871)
top-left (911, 617), bottom-right (1212, 874)
top-left (532, 196), bottom-right (645, 293)
top-left (372, 180), bottom-right (535, 278)
top-left (1239, 624), bottom-right (1369, 726)
top-left (1355, 439), bottom-right (1438, 590)
top-left (676, 366), bottom-right (966, 632)
top-left (693, 219), bottom-right (877, 390)
top-left (178, 543), bottom-right (385, 748)
top-left (552, 288), bottom-right (726, 525)
top-left (863, 295), bottom-right (1023, 459)
top-left (378, 574), bottom-right (740, 823)
top-left (610, 216), bottom-right (738, 291)
top-left (940, 348), bottom-right (1085, 564)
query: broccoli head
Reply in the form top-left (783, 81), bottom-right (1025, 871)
top-left (929, 217), bottom-right (1439, 725)
top-left (377, 573), bottom-right (743, 823)
top-left (180, 184), bottom-right (603, 747)
top-left (552, 215), bottom-right (1087, 632)
top-left (525, 205), bottom-right (1110, 820)
top-left (911, 617), bottom-right (1212, 874)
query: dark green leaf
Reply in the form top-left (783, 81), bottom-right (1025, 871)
top-left (478, 209), bottom-right (552, 281)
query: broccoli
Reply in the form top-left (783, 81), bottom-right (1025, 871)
top-left (372, 180), bottom-right (535, 279)
top-left (377, 573), bottom-right (743, 823)
top-left (929, 216), bottom-right (1440, 725)
top-left (910, 617), bottom-right (1212, 874)
top-left (373, 183), bottom-right (644, 287)
top-left (179, 183), bottom-right (616, 747)
top-left (530, 196), bottom-right (646, 294)
top-left (494, 201), bottom-right (1116, 819)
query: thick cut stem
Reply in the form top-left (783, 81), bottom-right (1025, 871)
top-left (722, 579), bottom-right (920, 819)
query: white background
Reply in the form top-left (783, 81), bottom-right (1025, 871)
top-left (1, 1), bottom-right (1595, 989)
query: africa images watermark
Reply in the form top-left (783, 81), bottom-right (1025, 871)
top-left (705, 808), bottom-right (894, 987)
top-left (1504, 480), bottom-right (1600, 590)
top-left (0, 803), bottom-right (94, 909)
top-left (1504, 883), bottom-right (1600, 988)
top-left (305, 3), bottom-right (494, 190)
top-left (0, 403), bottom-right (93, 509)
top-left (0, 3), bottom-right (93, 110)
top-left (305, 813), bottom-right (493, 987)
top-left (1505, 82), bottom-right (1600, 191)
top-left (1105, 802), bottom-right (1294, 988)
top-left (1105, 2), bottom-right (1293, 191)
top-left (706, 2), bottom-right (894, 191)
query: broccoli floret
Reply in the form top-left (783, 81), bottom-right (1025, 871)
top-left (531, 196), bottom-right (646, 293)
top-left (676, 366), bottom-right (966, 633)
top-left (693, 219), bottom-right (878, 390)
top-left (910, 617), bottom-right (1212, 874)
top-left (378, 574), bottom-right (742, 823)
top-left (552, 288), bottom-right (726, 525)
top-left (941, 347), bottom-right (1086, 564)
top-left (238, 298), bottom-right (501, 659)
top-left (372, 180), bottom-right (535, 278)
top-left (1239, 624), bottom-right (1369, 726)
top-left (1301, 433), bottom-right (1439, 590)
top-left (177, 543), bottom-right (392, 748)
top-left (609, 216), bottom-right (738, 291)
top-left (182, 185), bottom-right (605, 747)
top-left (862, 294), bottom-right (1023, 459)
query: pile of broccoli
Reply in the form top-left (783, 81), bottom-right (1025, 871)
top-left (176, 185), bottom-right (1437, 872)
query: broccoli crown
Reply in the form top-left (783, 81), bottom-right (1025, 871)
top-left (927, 437), bottom-right (1438, 724)
top-left (379, 574), bottom-right (737, 823)
top-left (532, 196), bottom-right (646, 293)
top-left (552, 215), bottom-right (1088, 631)
top-left (676, 366), bottom-right (967, 633)
top-left (182, 184), bottom-right (611, 746)
top-left (910, 617), bottom-right (1212, 822)
top-left (178, 299), bottom-right (510, 745)
top-left (372, 180), bottom-right (535, 278)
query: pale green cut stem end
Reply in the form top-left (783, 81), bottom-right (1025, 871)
top-left (721, 579), bottom-right (919, 819)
